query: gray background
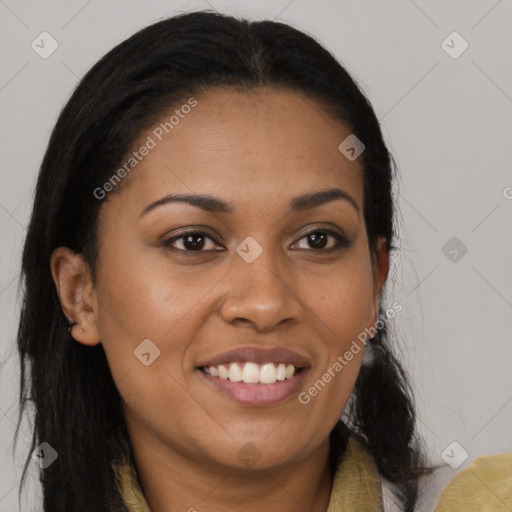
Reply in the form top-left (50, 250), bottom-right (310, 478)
top-left (1, 0), bottom-right (511, 510)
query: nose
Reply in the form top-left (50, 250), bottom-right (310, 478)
top-left (219, 249), bottom-right (302, 332)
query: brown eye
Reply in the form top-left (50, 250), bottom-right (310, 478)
top-left (293, 229), bottom-right (351, 251)
top-left (163, 231), bottom-right (220, 252)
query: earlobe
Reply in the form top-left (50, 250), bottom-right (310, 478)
top-left (50, 247), bottom-right (101, 346)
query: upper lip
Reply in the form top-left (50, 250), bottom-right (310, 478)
top-left (196, 346), bottom-right (312, 368)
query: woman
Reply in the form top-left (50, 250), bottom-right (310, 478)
top-left (16, 10), bottom-right (433, 511)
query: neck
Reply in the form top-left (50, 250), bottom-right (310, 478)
top-left (130, 433), bottom-right (333, 512)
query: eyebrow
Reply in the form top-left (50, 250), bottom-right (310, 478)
top-left (139, 187), bottom-right (359, 217)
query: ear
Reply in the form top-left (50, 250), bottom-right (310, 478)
top-left (369, 236), bottom-right (389, 327)
top-left (50, 247), bottom-right (100, 346)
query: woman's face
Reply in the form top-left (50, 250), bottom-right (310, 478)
top-left (73, 88), bottom-right (387, 471)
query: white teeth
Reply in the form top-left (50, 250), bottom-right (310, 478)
top-left (218, 364), bottom-right (229, 379)
top-left (203, 361), bottom-right (299, 384)
top-left (260, 363), bottom-right (277, 384)
top-left (228, 362), bottom-right (243, 382)
top-left (242, 362), bottom-right (260, 383)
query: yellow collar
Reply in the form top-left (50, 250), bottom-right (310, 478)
top-left (114, 435), bottom-right (383, 511)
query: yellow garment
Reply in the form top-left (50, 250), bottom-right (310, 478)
top-left (326, 434), bottom-right (383, 512)
top-left (434, 452), bottom-right (512, 512)
top-left (113, 435), bottom-right (384, 511)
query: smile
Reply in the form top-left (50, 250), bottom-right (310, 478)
top-left (201, 361), bottom-right (302, 384)
top-left (198, 364), bottom-right (309, 407)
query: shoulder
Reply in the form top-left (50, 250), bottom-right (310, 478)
top-left (433, 452), bottom-right (512, 511)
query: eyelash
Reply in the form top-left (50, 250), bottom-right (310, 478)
top-left (162, 228), bottom-right (352, 254)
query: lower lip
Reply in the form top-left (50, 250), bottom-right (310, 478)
top-left (197, 368), bottom-right (309, 406)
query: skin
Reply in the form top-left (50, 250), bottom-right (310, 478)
top-left (51, 87), bottom-right (388, 512)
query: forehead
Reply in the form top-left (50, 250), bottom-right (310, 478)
top-left (108, 87), bottom-right (364, 215)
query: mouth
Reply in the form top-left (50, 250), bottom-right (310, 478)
top-left (196, 346), bottom-right (311, 406)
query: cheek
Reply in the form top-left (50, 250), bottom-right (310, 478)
top-left (93, 252), bottom-right (209, 381)
top-left (297, 254), bottom-right (374, 415)
top-left (96, 244), bottom-right (221, 336)
top-left (310, 256), bottom-right (375, 349)
top-left (93, 255), bottom-right (217, 439)
top-left (94, 247), bottom-right (241, 414)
